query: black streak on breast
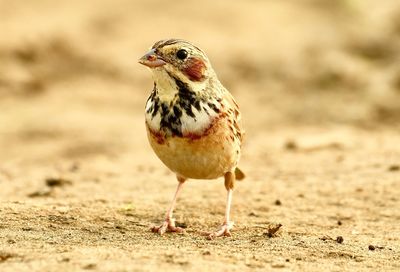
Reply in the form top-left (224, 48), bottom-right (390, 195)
top-left (174, 77), bottom-right (198, 119)
top-left (146, 77), bottom-right (209, 137)
top-left (208, 102), bottom-right (220, 113)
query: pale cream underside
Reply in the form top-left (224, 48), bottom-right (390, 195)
top-left (146, 117), bottom-right (240, 180)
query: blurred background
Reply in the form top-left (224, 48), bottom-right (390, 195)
top-left (1, 0), bottom-right (399, 163)
top-left (1, 2), bottom-right (399, 270)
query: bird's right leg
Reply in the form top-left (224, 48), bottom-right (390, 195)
top-left (207, 171), bottom-right (235, 239)
top-left (151, 175), bottom-right (186, 235)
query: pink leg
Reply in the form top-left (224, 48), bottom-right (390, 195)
top-left (151, 176), bottom-right (186, 235)
top-left (207, 172), bottom-right (235, 239)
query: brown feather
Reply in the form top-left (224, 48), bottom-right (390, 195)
top-left (183, 57), bottom-right (206, 81)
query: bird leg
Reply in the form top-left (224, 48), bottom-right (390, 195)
top-left (207, 171), bottom-right (235, 239)
top-left (151, 175), bottom-right (186, 235)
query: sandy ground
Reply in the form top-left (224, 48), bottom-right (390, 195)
top-left (1, 0), bottom-right (400, 271)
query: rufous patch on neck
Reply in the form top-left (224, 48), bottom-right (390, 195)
top-left (183, 57), bottom-right (206, 82)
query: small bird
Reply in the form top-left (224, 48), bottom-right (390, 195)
top-left (138, 39), bottom-right (245, 239)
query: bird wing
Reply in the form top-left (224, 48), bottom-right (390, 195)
top-left (223, 91), bottom-right (246, 181)
top-left (223, 91), bottom-right (245, 144)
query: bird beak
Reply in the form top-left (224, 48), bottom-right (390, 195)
top-left (138, 49), bottom-right (166, 68)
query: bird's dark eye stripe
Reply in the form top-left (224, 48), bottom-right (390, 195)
top-left (176, 49), bottom-right (188, 60)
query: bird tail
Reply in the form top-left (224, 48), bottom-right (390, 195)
top-left (235, 167), bottom-right (245, 181)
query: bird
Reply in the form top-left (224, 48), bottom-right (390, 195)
top-left (138, 39), bottom-right (245, 239)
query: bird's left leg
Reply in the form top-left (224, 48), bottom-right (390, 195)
top-left (151, 175), bottom-right (186, 235)
top-left (207, 171), bottom-right (235, 239)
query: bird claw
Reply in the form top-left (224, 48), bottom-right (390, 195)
top-left (151, 218), bottom-right (185, 235)
top-left (205, 221), bottom-right (234, 240)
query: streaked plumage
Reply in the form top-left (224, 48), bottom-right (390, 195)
top-left (139, 39), bottom-right (244, 239)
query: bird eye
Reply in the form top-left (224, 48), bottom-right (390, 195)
top-left (176, 49), bottom-right (188, 60)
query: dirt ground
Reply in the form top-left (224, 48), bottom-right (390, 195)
top-left (1, 0), bottom-right (400, 271)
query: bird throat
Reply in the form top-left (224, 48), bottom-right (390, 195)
top-left (145, 74), bottom-right (222, 138)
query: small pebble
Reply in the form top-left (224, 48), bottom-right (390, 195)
top-left (265, 223), bottom-right (283, 238)
top-left (368, 245), bottom-right (375, 251)
top-left (248, 211), bottom-right (258, 217)
top-left (45, 178), bottom-right (72, 187)
top-left (336, 236), bottom-right (344, 244)
top-left (271, 263), bottom-right (285, 268)
top-left (284, 140), bottom-right (298, 150)
top-left (83, 263), bottom-right (97, 270)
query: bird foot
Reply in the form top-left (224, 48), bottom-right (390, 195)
top-left (151, 218), bottom-right (185, 235)
top-left (205, 221), bottom-right (234, 240)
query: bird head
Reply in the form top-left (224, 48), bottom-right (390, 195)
top-left (139, 39), bottom-right (214, 84)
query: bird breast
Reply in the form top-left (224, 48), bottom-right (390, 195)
top-left (145, 110), bottom-right (240, 179)
top-left (145, 96), bottom-right (221, 137)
